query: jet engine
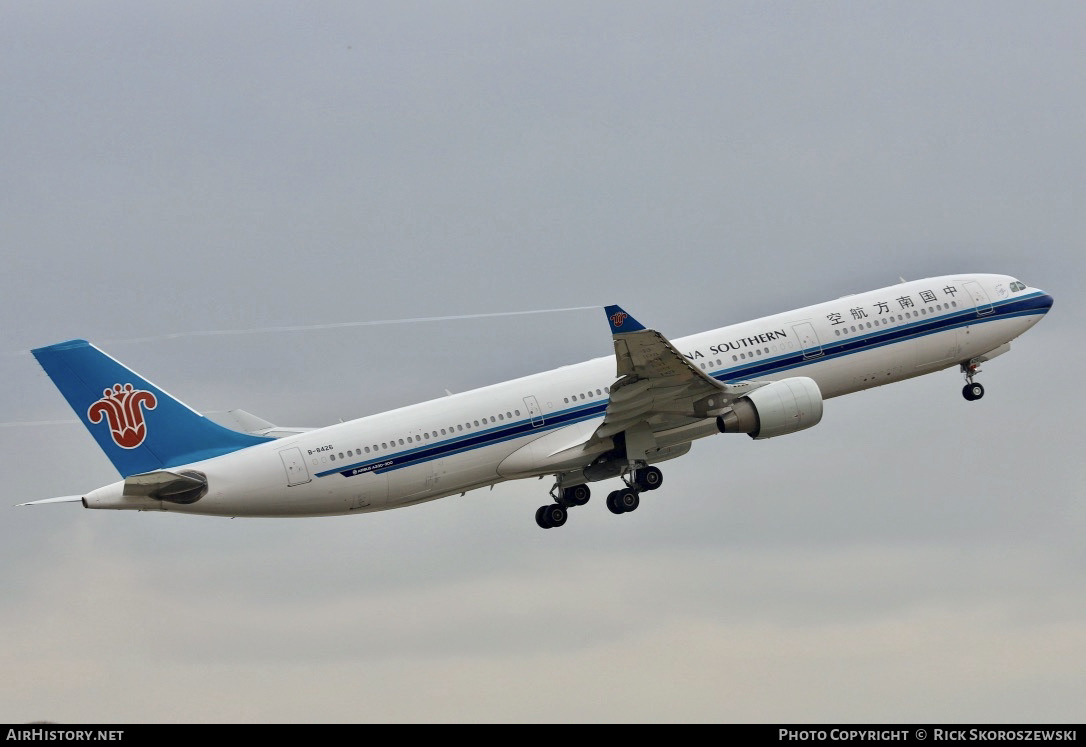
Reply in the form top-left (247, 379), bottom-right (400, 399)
top-left (717, 377), bottom-right (823, 439)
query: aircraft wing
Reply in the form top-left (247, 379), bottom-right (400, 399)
top-left (592, 305), bottom-right (762, 446)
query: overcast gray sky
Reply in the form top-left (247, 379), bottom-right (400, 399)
top-left (1, 1), bottom-right (1083, 724)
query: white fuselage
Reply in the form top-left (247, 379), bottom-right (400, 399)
top-left (82, 274), bottom-right (1052, 517)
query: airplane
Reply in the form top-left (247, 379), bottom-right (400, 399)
top-left (20, 273), bottom-right (1053, 529)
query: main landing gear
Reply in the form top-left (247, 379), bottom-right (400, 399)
top-left (536, 466), bottom-right (664, 529)
top-left (960, 360), bottom-right (985, 401)
top-left (605, 465), bottom-right (663, 515)
top-left (535, 483), bottom-right (589, 529)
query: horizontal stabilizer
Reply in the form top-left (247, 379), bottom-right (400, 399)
top-left (16, 495), bottom-right (84, 507)
top-left (123, 469), bottom-right (208, 504)
top-left (208, 409), bottom-right (315, 438)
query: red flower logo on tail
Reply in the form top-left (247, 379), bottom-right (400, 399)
top-left (87, 384), bottom-right (157, 449)
top-left (610, 311), bottom-right (628, 328)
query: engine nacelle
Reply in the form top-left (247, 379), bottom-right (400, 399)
top-left (717, 377), bottom-right (823, 439)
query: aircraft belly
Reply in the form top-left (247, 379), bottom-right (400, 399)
top-left (850, 344), bottom-right (906, 391)
top-left (436, 451), bottom-right (501, 493)
top-left (959, 317), bottom-right (1033, 360)
top-left (914, 327), bottom-right (962, 370)
top-left (496, 421), bottom-right (606, 478)
top-left (384, 437), bottom-right (526, 507)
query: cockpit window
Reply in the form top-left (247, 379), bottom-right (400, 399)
top-left (1009, 281), bottom-right (1027, 292)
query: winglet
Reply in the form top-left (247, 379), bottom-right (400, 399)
top-left (604, 305), bottom-right (646, 334)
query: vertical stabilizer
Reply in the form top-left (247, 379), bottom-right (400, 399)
top-left (32, 340), bottom-right (272, 477)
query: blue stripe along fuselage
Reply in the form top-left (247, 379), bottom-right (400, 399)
top-left (316, 291), bottom-right (1052, 480)
top-left (713, 290), bottom-right (1053, 381)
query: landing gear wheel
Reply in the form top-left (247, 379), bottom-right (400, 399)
top-left (963, 383), bottom-right (985, 401)
top-left (635, 466), bottom-right (663, 492)
top-left (562, 484), bottom-right (591, 507)
top-left (607, 489), bottom-right (640, 514)
top-left (544, 503), bottom-right (566, 527)
top-left (536, 504), bottom-right (567, 528)
top-left (617, 489), bottom-right (640, 513)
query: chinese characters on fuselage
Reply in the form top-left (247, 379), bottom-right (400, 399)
top-left (826, 285), bottom-right (958, 326)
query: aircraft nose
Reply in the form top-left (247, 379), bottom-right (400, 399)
top-left (1020, 289), bottom-right (1054, 321)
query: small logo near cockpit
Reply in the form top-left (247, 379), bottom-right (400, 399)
top-left (87, 383), bottom-right (158, 449)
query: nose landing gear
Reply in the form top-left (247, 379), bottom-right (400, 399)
top-left (961, 360), bottom-right (985, 401)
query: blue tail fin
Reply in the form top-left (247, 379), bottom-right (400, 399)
top-left (32, 340), bottom-right (273, 477)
